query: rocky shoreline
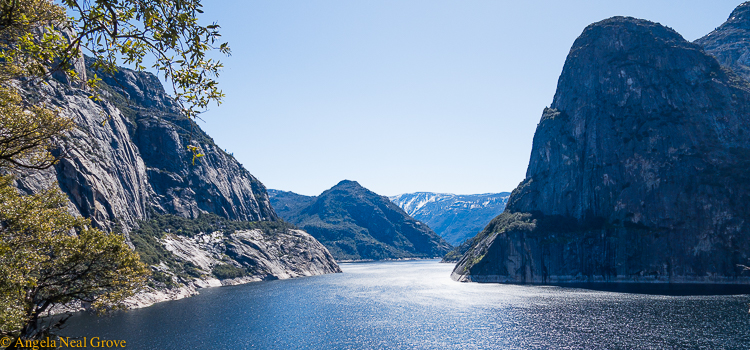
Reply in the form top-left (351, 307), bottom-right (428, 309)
top-left (337, 257), bottom-right (444, 263)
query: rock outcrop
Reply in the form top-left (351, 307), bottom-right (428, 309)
top-left (452, 15), bottom-right (750, 284)
top-left (389, 192), bottom-right (510, 246)
top-left (160, 228), bottom-right (341, 284)
top-left (269, 181), bottom-right (452, 261)
top-left (695, 2), bottom-right (750, 81)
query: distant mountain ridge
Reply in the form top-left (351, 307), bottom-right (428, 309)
top-left (267, 189), bottom-right (317, 220)
top-left (389, 192), bottom-right (510, 246)
top-left (269, 181), bottom-right (452, 261)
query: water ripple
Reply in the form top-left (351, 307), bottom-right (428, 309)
top-left (62, 260), bottom-right (750, 349)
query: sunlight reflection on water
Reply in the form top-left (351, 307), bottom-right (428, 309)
top-left (62, 259), bottom-right (750, 349)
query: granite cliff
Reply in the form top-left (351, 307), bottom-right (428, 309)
top-left (696, 2), bottom-right (750, 82)
top-left (12, 57), bottom-right (340, 306)
top-left (269, 181), bottom-right (452, 261)
top-left (452, 15), bottom-right (750, 284)
top-left (14, 58), bottom-right (277, 231)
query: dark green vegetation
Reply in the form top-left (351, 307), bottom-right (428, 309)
top-left (441, 241), bottom-right (472, 263)
top-left (267, 190), bottom-right (317, 219)
top-left (132, 212), bottom-right (292, 239)
top-left (452, 12), bottom-right (750, 283)
top-left (269, 181), bottom-right (452, 261)
top-left (211, 264), bottom-right (248, 280)
top-left (444, 212), bottom-right (552, 263)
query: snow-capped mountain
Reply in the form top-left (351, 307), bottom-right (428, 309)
top-left (389, 192), bottom-right (510, 246)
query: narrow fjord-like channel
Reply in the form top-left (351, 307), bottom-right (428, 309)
top-left (61, 260), bottom-right (750, 349)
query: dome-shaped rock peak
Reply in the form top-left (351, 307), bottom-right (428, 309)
top-left (452, 14), bottom-right (750, 285)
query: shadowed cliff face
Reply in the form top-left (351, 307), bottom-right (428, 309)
top-left (453, 16), bottom-right (750, 284)
top-left (514, 17), bottom-right (750, 224)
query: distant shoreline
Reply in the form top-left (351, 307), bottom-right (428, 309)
top-left (337, 257), bottom-right (443, 263)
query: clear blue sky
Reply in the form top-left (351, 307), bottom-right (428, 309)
top-left (191, 0), bottom-right (742, 197)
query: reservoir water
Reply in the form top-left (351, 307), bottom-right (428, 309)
top-left (62, 260), bottom-right (750, 349)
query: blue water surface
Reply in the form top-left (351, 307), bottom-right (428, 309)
top-left (61, 260), bottom-right (750, 349)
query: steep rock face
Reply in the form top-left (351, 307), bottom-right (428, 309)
top-left (15, 59), bottom-right (277, 231)
top-left (13, 79), bottom-right (153, 231)
top-left (695, 2), bottom-right (750, 81)
top-left (389, 192), bottom-right (510, 246)
top-left (93, 60), bottom-right (277, 222)
top-left (271, 181), bottom-right (452, 261)
top-left (453, 16), bottom-right (750, 283)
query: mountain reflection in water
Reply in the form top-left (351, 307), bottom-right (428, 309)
top-left (61, 260), bottom-right (750, 349)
